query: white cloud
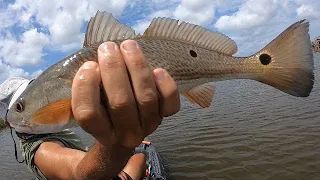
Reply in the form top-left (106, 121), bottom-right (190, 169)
top-left (214, 0), bottom-right (278, 32)
top-left (133, 10), bottom-right (173, 34)
top-left (9, 0), bottom-right (128, 50)
top-left (1, 0), bottom-right (129, 63)
top-left (0, 0), bottom-right (129, 82)
top-left (0, 60), bottom-right (43, 82)
top-left (133, 20), bottom-right (152, 34)
top-left (0, 60), bottom-right (29, 82)
top-left (211, 0), bottom-right (320, 56)
top-left (151, 10), bottom-right (172, 18)
top-left (0, 28), bottom-right (49, 66)
top-left (48, 11), bottom-right (83, 45)
top-left (217, 0), bottom-right (244, 14)
top-left (132, 0), bottom-right (221, 34)
top-left (297, 5), bottom-right (320, 20)
top-left (0, 9), bottom-right (15, 29)
top-left (173, 0), bottom-right (222, 26)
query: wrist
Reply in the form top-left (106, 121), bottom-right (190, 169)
top-left (96, 139), bottom-right (134, 156)
top-left (73, 140), bottom-right (134, 179)
top-left (95, 141), bottom-right (134, 175)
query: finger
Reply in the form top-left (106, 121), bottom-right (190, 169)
top-left (153, 68), bottom-right (180, 117)
top-left (98, 41), bottom-right (142, 148)
top-left (72, 61), bottom-right (111, 138)
top-left (120, 40), bottom-right (161, 136)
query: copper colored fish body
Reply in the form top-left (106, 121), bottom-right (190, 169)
top-left (6, 11), bottom-right (314, 134)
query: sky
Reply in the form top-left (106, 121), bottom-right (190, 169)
top-left (0, 0), bottom-right (320, 83)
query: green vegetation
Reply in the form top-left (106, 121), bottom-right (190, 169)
top-left (0, 120), bottom-right (7, 129)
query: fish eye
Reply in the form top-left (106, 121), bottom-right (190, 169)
top-left (16, 100), bottom-right (24, 113)
top-left (189, 50), bottom-right (197, 58)
top-left (259, 53), bottom-right (272, 65)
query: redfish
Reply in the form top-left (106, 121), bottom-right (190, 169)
top-left (6, 11), bottom-right (314, 134)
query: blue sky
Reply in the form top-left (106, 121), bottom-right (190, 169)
top-left (0, 0), bottom-right (320, 83)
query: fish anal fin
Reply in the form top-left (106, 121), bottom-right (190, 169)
top-left (83, 11), bottom-right (138, 47)
top-left (143, 17), bottom-right (238, 56)
top-left (32, 99), bottom-right (73, 125)
top-left (183, 84), bottom-right (216, 108)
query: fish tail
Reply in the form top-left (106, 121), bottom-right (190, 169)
top-left (255, 19), bottom-right (314, 97)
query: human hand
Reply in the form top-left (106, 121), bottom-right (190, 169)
top-left (71, 40), bottom-right (180, 149)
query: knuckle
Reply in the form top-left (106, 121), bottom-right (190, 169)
top-left (76, 85), bottom-right (96, 104)
top-left (102, 56), bottom-right (125, 70)
top-left (109, 91), bottom-right (133, 111)
top-left (74, 107), bottom-right (97, 123)
top-left (137, 88), bottom-right (158, 106)
top-left (128, 56), bottom-right (148, 69)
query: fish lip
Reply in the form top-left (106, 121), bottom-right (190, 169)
top-left (10, 123), bottom-right (31, 128)
top-left (9, 123), bottom-right (34, 133)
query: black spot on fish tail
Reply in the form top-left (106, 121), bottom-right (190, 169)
top-left (259, 53), bottom-right (272, 65)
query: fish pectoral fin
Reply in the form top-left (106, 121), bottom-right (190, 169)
top-left (32, 99), bottom-right (73, 125)
top-left (143, 17), bottom-right (238, 56)
top-left (83, 11), bottom-right (139, 47)
top-left (183, 84), bottom-right (216, 108)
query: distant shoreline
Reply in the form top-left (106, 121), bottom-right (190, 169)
top-left (312, 37), bottom-right (320, 53)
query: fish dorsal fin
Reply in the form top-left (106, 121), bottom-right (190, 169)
top-left (143, 18), bottom-right (238, 56)
top-left (83, 11), bottom-right (138, 47)
top-left (183, 84), bottom-right (216, 108)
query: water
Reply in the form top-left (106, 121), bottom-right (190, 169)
top-left (1, 54), bottom-right (320, 180)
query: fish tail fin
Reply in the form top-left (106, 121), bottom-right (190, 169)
top-left (255, 19), bottom-right (314, 97)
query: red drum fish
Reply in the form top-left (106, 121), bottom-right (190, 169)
top-left (6, 11), bottom-right (314, 134)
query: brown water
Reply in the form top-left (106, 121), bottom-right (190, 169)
top-left (1, 54), bottom-right (319, 180)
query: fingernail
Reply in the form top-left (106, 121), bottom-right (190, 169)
top-left (99, 42), bottom-right (116, 53)
top-left (79, 62), bottom-right (97, 80)
top-left (82, 62), bottom-right (96, 70)
top-left (122, 40), bottom-right (138, 52)
top-left (154, 69), bottom-right (168, 81)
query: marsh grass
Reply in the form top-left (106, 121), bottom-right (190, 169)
top-left (0, 120), bottom-right (7, 129)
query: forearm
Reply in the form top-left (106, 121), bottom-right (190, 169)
top-left (35, 141), bottom-right (132, 180)
top-left (73, 141), bottom-right (133, 180)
